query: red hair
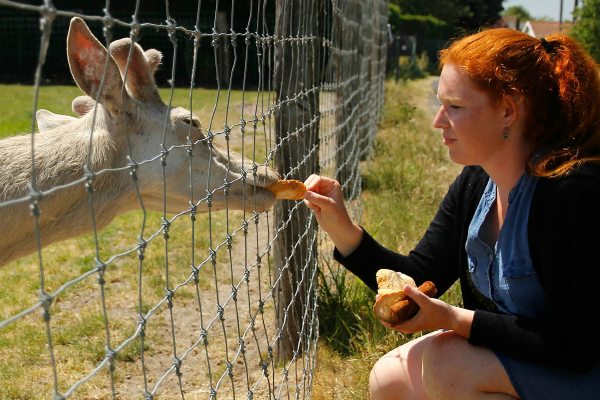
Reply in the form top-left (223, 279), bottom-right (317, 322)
top-left (439, 28), bottom-right (600, 177)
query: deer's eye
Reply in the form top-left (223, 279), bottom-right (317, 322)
top-left (183, 116), bottom-right (201, 130)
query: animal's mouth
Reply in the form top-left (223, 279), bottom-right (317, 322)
top-left (186, 174), bottom-right (277, 213)
top-left (228, 184), bottom-right (277, 212)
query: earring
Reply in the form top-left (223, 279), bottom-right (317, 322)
top-left (503, 127), bottom-right (509, 140)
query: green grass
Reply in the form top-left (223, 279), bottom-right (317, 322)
top-left (313, 76), bottom-right (463, 399)
top-left (0, 84), bottom-right (273, 143)
top-left (0, 83), bottom-right (274, 398)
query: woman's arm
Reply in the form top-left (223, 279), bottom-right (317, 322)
top-left (304, 167), bottom-right (487, 295)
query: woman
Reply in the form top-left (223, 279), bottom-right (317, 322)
top-left (303, 29), bottom-right (600, 399)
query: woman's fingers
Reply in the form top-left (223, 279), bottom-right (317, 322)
top-left (303, 190), bottom-right (337, 210)
top-left (304, 174), bottom-right (340, 197)
top-left (403, 284), bottom-right (420, 297)
top-left (304, 174), bottom-right (321, 191)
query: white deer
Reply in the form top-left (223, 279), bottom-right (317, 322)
top-left (0, 17), bottom-right (279, 267)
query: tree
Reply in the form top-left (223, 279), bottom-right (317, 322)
top-left (502, 5), bottom-right (532, 21)
top-left (390, 0), bottom-right (503, 32)
top-left (570, 0), bottom-right (600, 62)
top-left (459, 0), bottom-right (504, 31)
top-left (391, 0), bottom-right (466, 28)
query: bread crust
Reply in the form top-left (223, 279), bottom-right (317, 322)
top-left (266, 179), bottom-right (306, 200)
top-left (388, 281), bottom-right (437, 322)
top-left (373, 268), bottom-right (437, 324)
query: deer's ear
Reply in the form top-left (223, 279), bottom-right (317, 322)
top-left (36, 109), bottom-right (77, 132)
top-left (144, 49), bottom-right (163, 77)
top-left (109, 38), bottom-right (162, 104)
top-left (72, 95), bottom-right (96, 116)
top-left (67, 17), bottom-right (127, 116)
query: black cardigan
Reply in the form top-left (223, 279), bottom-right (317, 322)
top-left (335, 165), bottom-right (600, 371)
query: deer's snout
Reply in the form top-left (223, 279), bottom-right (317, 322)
top-left (237, 164), bottom-right (280, 212)
top-left (205, 145), bottom-right (280, 212)
top-left (246, 164), bottom-right (280, 188)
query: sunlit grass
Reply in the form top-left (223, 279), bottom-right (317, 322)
top-left (0, 83), bottom-right (276, 398)
top-left (0, 84), bottom-right (274, 157)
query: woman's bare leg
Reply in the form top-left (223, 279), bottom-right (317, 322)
top-left (369, 330), bottom-right (519, 400)
top-left (369, 331), bottom-right (434, 400)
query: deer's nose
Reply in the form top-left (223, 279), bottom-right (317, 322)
top-left (247, 165), bottom-right (280, 188)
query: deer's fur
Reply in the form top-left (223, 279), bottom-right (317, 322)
top-left (0, 17), bottom-right (279, 267)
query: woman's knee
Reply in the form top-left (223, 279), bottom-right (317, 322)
top-left (369, 355), bottom-right (404, 400)
top-left (422, 331), bottom-right (465, 369)
top-left (369, 339), bottom-right (430, 400)
top-left (421, 331), bottom-right (468, 398)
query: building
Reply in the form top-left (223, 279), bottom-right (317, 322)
top-left (496, 15), bottom-right (522, 30)
top-left (521, 20), bottom-right (573, 38)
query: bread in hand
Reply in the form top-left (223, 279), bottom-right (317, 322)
top-left (266, 179), bottom-right (306, 200)
top-left (373, 269), bottom-right (437, 324)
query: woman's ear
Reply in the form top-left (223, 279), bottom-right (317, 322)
top-left (502, 93), bottom-right (523, 128)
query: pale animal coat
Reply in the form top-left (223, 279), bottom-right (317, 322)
top-left (0, 17), bottom-right (279, 267)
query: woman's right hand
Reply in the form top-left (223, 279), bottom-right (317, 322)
top-left (303, 174), bottom-right (363, 256)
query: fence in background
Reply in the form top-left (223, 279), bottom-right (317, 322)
top-left (0, 0), bottom-right (388, 398)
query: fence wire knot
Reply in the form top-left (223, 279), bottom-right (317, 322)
top-left (165, 288), bottom-right (175, 309)
top-left (206, 190), bottom-right (212, 209)
top-left (200, 328), bottom-right (208, 346)
top-left (166, 17), bottom-right (177, 44)
top-left (39, 291), bottom-right (53, 322)
top-left (160, 149), bottom-right (169, 166)
top-left (173, 355), bottom-right (182, 376)
top-left (39, 4), bottom-right (56, 30)
top-left (138, 314), bottom-right (147, 337)
top-left (161, 217), bottom-right (171, 239)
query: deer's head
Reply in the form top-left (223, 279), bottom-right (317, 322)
top-left (60, 17), bottom-right (279, 213)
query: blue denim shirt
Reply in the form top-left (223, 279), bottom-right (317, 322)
top-left (465, 173), bottom-right (548, 318)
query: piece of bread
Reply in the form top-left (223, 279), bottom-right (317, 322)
top-left (375, 269), bottom-right (416, 295)
top-left (266, 179), bottom-right (307, 200)
top-left (389, 281), bottom-right (437, 322)
top-left (373, 269), bottom-right (417, 323)
top-left (373, 268), bottom-right (437, 324)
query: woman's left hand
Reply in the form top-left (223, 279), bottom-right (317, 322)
top-left (380, 285), bottom-right (475, 339)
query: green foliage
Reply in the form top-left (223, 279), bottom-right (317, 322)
top-left (394, 13), bottom-right (450, 38)
top-left (389, 53), bottom-right (430, 82)
top-left (388, 3), bottom-right (403, 34)
top-left (459, 0), bottom-right (504, 31)
top-left (390, 0), bottom-right (503, 32)
top-left (390, 0), bottom-right (467, 28)
top-left (570, 0), bottom-right (600, 63)
top-left (502, 5), bottom-right (532, 21)
top-left (317, 259), bottom-right (382, 356)
top-left (387, 0), bottom-right (502, 76)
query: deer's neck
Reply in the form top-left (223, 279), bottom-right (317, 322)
top-left (0, 123), bottom-right (131, 266)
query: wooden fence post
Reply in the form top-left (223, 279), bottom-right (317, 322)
top-left (273, 0), bottom-right (322, 362)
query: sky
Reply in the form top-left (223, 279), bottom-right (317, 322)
top-left (503, 0), bottom-right (578, 21)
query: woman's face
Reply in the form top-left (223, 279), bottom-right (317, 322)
top-left (433, 63), bottom-right (507, 167)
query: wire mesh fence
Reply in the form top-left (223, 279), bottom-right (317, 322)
top-left (0, 0), bottom-right (388, 398)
